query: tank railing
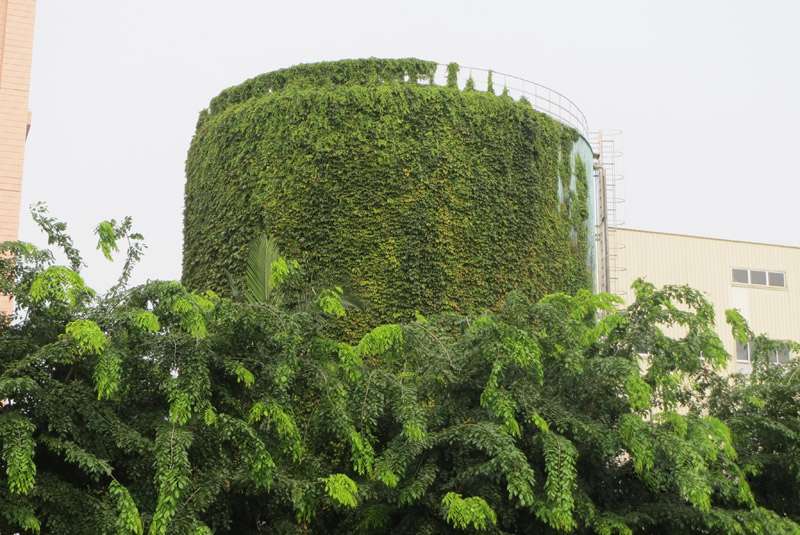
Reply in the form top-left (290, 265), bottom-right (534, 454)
top-left (422, 64), bottom-right (589, 140)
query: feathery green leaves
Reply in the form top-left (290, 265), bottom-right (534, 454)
top-left (3, 210), bottom-right (800, 533)
top-left (442, 492), bottom-right (497, 530)
top-left (320, 473), bottom-right (358, 508)
top-left (0, 413), bottom-right (36, 495)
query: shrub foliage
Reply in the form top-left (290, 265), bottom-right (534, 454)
top-left (2, 210), bottom-right (799, 534)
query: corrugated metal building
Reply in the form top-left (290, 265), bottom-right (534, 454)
top-left (612, 228), bottom-right (800, 373)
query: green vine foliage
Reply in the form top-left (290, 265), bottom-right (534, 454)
top-left (446, 62), bottom-right (459, 88)
top-left (183, 58), bottom-right (592, 337)
top-left (203, 58), bottom-right (440, 122)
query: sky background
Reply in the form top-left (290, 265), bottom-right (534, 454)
top-left (18, 0), bottom-right (800, 292)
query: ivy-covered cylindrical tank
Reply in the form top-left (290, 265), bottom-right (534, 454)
top-left (183, 58), bottom-right (595, 331)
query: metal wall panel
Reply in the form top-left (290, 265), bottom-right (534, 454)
top-left (614, 228), bottom-right (800, 373)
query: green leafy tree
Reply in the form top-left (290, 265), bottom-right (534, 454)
top-left (1, 208), bottom-right (799, 534)
top-left (703, 333), bottom-right (800, 525)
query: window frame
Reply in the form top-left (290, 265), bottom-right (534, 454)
top-left (735, 340), bottom-right (751, 363)
top-left (731, 267), bottom-right (786, 288)
top-left (735, 339), bottom-right (792, 364)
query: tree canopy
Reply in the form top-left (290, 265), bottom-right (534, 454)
top-left (1, 208), bottom-right (799, 534)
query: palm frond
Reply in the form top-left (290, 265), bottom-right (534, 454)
top-left (244, 235), bottom-right (281, 305)
top-left (337, 288), bottom-right (366, 312)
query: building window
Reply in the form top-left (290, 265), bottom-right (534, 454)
top-left (773, 349), bottom-right (792, 364)
top-left (732, 269), bottom-right (749, 284)
top-left (736, 340), bottom-right (750, 362)
top-left (731, 268), bottom-right (786, 288)
top-left (750, 270), bottom-right (767, 285)
top-left (769, 272), bottom-right (785, 287)
top-left (735, 339), bottom-right (792, 364)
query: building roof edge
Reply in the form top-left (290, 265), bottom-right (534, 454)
top-left (612, 227), bottom-right (800, 251)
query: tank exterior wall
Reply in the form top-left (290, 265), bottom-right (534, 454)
top-left (183, 59), bottom-right (594, 333)
top-left (572, 137), bottom-right (597, 292)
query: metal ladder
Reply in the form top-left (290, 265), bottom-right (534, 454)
top-left (590, 131), bottom-right (626, 300)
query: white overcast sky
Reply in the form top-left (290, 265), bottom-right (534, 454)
top-left (18, 0), bottom-right (800, 293)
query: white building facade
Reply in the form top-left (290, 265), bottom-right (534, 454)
top-left (611, 228), bottom-right (800, 373)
